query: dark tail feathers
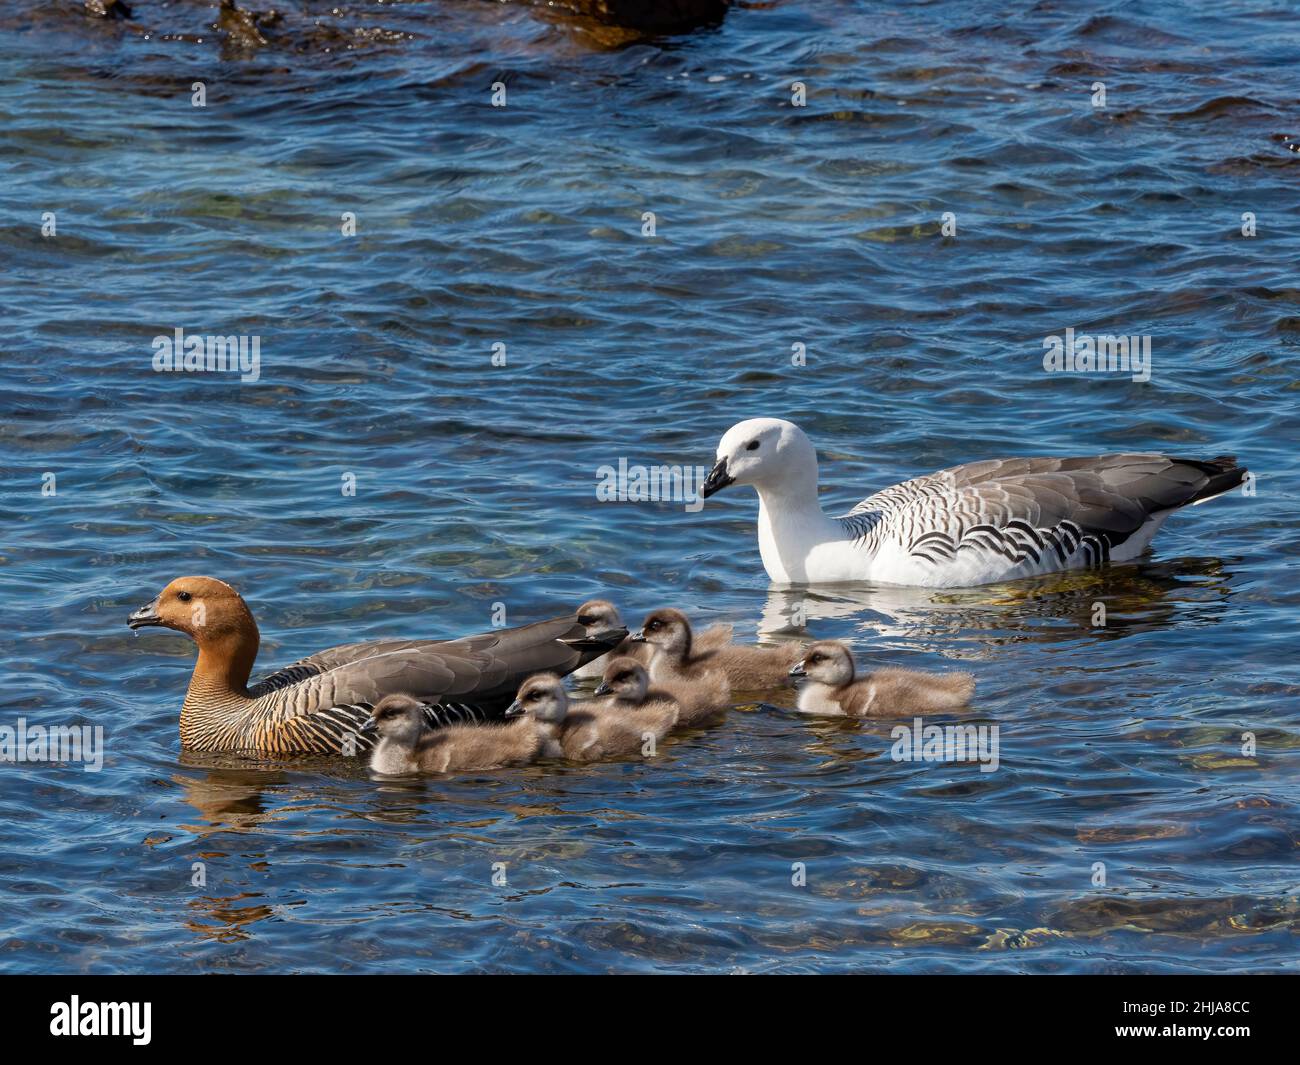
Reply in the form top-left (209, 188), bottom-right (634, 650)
top-left (1176, 454), bottom-right (1247, 505)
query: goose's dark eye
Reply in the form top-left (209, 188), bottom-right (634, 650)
top-left (577, 614), bottom-right (595, 625)
top-left (746, 440), bottom-right (760, 451)
top-left (177, 591), bottom-right (192, 603)
top-left (809, 654), bottom-right (822, 663)
top-left (615, 673), bottom-right (630, 683)
top-left (647, 620), bottom-right (660, 631)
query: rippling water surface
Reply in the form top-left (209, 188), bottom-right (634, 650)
top-left (2, 0), bottom-right (1298, 974)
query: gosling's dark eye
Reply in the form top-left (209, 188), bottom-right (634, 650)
top-left (615, 673), bottom-right (630, 683)
top-left (809, 654), bottom-right (822, 663)
top-left (647, 620), bottom-right (660, 631)
top-left (746, 440), bottom-right (760, 451)
top-left (577, 613), bottom-right (595, 625)
top-left (177, 591), bottom-right (192, 602)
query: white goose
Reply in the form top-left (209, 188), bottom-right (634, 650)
top-left (700, 418), bottom-right (1246, 588)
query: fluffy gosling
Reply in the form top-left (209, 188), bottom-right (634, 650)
top-left (789, 640), bottom-right (975, 718)
top-left (364, 694), bottom-right (542, 774)
top-left (508, 670), bottom-right (665, 762)
top-left (571, 599), bottom-right (736, 679)
top-left (591, 657), bottom-right (680, 740)
top-left (630, 608), bottom-right (734, 726)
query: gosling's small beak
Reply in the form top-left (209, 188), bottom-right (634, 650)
top-left (504, 700), bottom-right (526, 718)
top-left (701, 458), bottom-right (734, 499)
top-left (788, 661), bottom-right (808, 678)
top-left (127, 595), bottom-right (162, 630)
top-left (560, 626), bottom-right (629, 650)
top-left (593, 681), bottom-right (612, 697)
top-left (360, 715), bottom-right (378, 734)
top-left (628, 630), bottom-right (646, 643)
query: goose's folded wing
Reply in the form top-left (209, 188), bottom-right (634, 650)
top-left (250, 615), bottom-right (622, 717)
top-left (852, 454), bottom-right (1164, 513)
top-left (249, 647), bottom-right (484, 722)
top-left (844, 454), bottom-right (1244, 564)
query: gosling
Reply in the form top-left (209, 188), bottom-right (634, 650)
top-left (507, 671), bottom-right (663, 762)
top-left (504, 673), bottom-right (570, 759)
top-left (363, 694), bottom-right (542, 775)
top-left (591, 657), bottom-right (680, 740)
top-left (630, 608), bottom-right (734, 725)
top-left (571, 599), bottom-right (734, 679)
top-left (789, 640), bottom-right (975, 718)
top-left (631, 608), bottom-right (800, 691)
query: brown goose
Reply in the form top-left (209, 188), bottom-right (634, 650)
top-left (126, 576), bottom-right (626, 755)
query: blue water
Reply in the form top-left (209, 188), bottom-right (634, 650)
top-left (1, 0), bottom-right (1298, 973)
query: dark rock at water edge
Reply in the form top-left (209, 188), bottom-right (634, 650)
top-left (216, 0), bottom-right (282, 49)
top-left (78, 0), bottom-right (728, 47)
top-left (545, 0), bottom-right (729, 33)
top-left (85, 0), bottom-right (132, 18)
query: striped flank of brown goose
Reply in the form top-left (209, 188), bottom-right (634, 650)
top-left (127, 576), bottom-right (626, 755)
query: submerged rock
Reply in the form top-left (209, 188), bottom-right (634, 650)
top-left (216, 0), bottom-right (283, 49)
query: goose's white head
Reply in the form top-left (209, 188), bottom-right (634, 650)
top-left (702, 418), bottom-right (818, 499)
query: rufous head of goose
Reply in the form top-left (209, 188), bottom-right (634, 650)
top-left (361, 694), bottom-right (427, 745)
top-left (560, 598), bottom-right (629, 650)
top-left (128, 576), bottom-right (260, 689)
top-left (702, 417), bottom-right (815, 498)
top-left (631, 608), bottom-right (693, 660)
top-left (504, 673), bottom-right (569, 724)
top-left (790, 640), bottom-right (855, 687)
top-left (594, 657), bottom-right (649, 701)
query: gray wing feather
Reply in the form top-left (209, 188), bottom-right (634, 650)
top-left (846, 453), bottom-right (1245, 561)
top-left (249, 614), bottom-right (618, 720)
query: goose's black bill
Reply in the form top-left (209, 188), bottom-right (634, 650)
top-left (702, 459), bottom-right (734, 498)
top-left (560, 626), bottom-right (629, 651)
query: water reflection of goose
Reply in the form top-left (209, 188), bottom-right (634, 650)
top-left (172, 762), bottom-right (294, 832)
top-left (752, 556), bottom-right (1238, 658)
